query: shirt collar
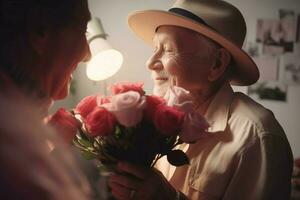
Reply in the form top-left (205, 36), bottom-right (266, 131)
top-left (202, 83), bottom-right (234, 133)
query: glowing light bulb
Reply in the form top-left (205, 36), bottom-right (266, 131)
top-left (86, 49), bottom-right (123, 81)
top-left (85, 18), bottom-right (123, 81)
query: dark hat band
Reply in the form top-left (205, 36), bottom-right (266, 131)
top-left (168, 8), bottom-right (217, 32)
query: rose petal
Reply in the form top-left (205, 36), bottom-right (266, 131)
top-left (180, 112), bottom-right (210, 143)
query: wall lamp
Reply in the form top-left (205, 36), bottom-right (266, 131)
top-left (86, 18), bottom-right (123, 81)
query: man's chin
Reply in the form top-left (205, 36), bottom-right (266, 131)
top-left (153, 82), bottom-right (170, 97)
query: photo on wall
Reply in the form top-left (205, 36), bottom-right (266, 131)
top-left (256, 19), bottom-right (285, 55)
top-left (256, 9), bottom-right (296, 54)
top-left (282, 54), bottom-right (300, 85)
top-left (279, 9), bottom-right (296, 51)
top-left (262, 45), bottom-right (284, 56)
top-left (248, 81), bottom-right (287, 102)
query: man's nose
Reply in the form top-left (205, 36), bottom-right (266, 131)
top-left (146, 54), bottom-right (163, 71)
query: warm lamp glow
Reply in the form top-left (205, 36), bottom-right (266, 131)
top-left (86, 17), bottom-right (123, 81)
top-left (86, 49), bottom-right (123, 81)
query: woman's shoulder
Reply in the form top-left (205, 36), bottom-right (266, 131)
top-left (0, 94), bottom-right (93, 200)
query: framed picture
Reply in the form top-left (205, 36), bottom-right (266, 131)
top-left (262, 45), bottom-right (284, 56)
top-left (282, 54), bottom-right (300, 85)
top-left (256, 19), bottom-right (282, 45)
top-left (279, 9), bottom-right (296, 43)
top-left (248, 81), bottom-right (287, 102)
top-left (256, 10), bottom-right (296, 54)
top-left (279, 9), bottom-right (296, 52)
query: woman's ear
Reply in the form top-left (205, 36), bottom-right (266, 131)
top-left (208, 48), bottom-right (231, 82)
top-left (28, 26), bottom-right (51, 56)
top-left (27, 10), bottom-right (52, 56)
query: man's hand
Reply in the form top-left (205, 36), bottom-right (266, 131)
top-left (108, 162), bottom-right (177, 200)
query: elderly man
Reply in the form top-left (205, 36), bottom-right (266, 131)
top-left (108, 0), bottom-right (293, 199)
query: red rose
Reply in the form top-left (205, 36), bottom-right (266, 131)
top-left (111, 82), bottom-right (145, 96)
top-left (96, 95), bottom-right (111, 105)
top-left (144, 95), bottom-right (166, 121)
top-left (48, 108), bottom-right (81, 143)
top-left (85, 107), bottom-right (116, 137)
top-left (154, 104), bottom-right (185, 136)
top-left (74, 95), bottom-right (97, 118)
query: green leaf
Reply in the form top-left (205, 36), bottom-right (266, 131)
top-left (81, 150), bottom-right (97, 160)
top-left (167, 150), bottom-right (190, 166)
top-left (115, 125), bottom-right (122, 139)
top-left (97, 164), bottom-right (116, 175)
top-left (77, 138), bottom-right (94, 148)
top-left (93, 141), bottom-right (100, 149)
top-left (79, 129), bottom-right (94, 142)
top-left (73, 139), bottom-right (85, 150)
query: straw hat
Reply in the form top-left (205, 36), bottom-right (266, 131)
top-left (128, 0), bottom-right (259, 86)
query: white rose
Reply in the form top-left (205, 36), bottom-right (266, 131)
top-left (102, 91), bottom-right (146, 127)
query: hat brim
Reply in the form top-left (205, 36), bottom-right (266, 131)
top-left (128, 10), bottom-right (259, 86)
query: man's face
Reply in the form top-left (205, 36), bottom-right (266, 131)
top-left (146, 25), bottom-right (215, 96)
top-left (42, 0), bottom-right (91, 100)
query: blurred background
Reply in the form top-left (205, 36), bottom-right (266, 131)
top-left (51, 0), bottom-right (300, 167)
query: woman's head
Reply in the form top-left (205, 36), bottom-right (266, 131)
top-left (0, 0), bottom-right (91, 100)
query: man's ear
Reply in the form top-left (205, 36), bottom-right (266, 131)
top-left (208, 48), bottom-right (231, 82)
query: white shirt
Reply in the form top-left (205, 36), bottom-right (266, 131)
top-left (156, 83), bottom-right (293, 200)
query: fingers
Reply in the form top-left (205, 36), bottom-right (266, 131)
top-left (109, 173), bottom-right (141, 200)
top-left (108, 180), bottom-right (132, 200)
top-left (109, 173), bottom-right (141, 189)
top-left (117, 162), bottom-right (150, 180)
top-left (109, 163), bottom-right (177, 200)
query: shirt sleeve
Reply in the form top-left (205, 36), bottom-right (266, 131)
top-left (222, 133), bottom-right (293, 200)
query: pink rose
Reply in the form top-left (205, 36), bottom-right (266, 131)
top-left (144, 95), bottom-right (166, 121)
top-left (74, 95), bottom-right (97, 118)
top-left (102, 91), bottom-right (146, 127)
top-left (154, 104), bottom-right (185, 136)
top-left (111, 82), bottom-right (145, 96)
top-left (164, 86), bottom-right (193, 108)
top-left (164, 86), bottom-right (210, 142)
top-left (85, 107), bottom-right (116, 137)
top-left (48, 108), bottom-right (81, 143)
top-left (180, 112), bottom-right (210, 143)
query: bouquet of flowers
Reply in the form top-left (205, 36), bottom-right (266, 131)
top-left (48, 82), bottom-right (209, 173)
